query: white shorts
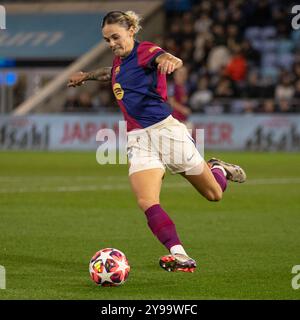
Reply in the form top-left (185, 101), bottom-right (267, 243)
top-left (127, 115), bottom-right (203, 176)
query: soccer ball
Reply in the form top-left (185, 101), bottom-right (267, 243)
top-left (89, 248), bottom-right (130, 286)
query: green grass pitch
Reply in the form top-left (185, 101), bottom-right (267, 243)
top-left (0, 151), bottom-right (299, 300)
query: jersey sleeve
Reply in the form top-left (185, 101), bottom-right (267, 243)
top-left (137, 41), bottom-right (165, 69)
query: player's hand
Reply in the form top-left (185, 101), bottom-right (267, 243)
top-left (67, 72), bottom-right (88, 87)
top-left (157, 60), bottom-right (176, 75)
top-left (156, 53), bottom-right (183, 75)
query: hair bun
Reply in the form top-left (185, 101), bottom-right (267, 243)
top-left (125, 11), bottom-right (142, 34)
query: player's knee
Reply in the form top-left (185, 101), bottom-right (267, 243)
top-left (137, 197), bottom-right (159, 212)
top-left (206, 188), bottom-right (223, 202)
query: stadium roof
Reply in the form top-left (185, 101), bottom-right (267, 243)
top-left (0, 13), bottom-right (105, 59)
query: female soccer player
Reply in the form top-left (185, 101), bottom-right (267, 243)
top-left (68, 11), bottom-right (246, 273)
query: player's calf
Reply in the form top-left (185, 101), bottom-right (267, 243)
top-left (204, 186), bottom-right (223, 202)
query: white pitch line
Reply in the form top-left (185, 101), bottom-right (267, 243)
top-left (0, 178), bottom-right (299, 194)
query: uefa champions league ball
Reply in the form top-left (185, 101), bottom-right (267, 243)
top-left (89, 248), bottom-right (130, 286)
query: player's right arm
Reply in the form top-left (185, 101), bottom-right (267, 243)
top-left (67, 67), bottom-right (112, 87)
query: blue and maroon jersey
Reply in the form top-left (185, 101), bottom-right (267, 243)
top-left (111, 40), bottom-right (172, 132)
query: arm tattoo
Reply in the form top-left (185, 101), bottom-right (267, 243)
top-left (86, 67), bottom-right (112, 82)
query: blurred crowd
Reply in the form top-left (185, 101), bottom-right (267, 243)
top-left (160, 0), bottom-right (300, 115)
top-left (63, 83), bottom-right (118, 113)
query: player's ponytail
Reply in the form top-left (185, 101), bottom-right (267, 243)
top-left (124, 11), bottom-right (142, 34)
top-left (102, 10), bottom-right (142, 35)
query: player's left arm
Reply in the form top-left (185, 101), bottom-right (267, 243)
top-left (67, 67), bottom-right (112, 87)
top-left (155, 53), bottom-right (183, 75)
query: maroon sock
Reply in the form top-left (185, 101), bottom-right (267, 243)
top-left (211, 168), bottom-right (227, 192)
top-left (144, 204), bottom-right (181, 250)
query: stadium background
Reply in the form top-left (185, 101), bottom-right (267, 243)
top-left (0, 0), bottom-right (300, 300)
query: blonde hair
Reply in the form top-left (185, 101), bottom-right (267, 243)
top-left (124, 11), bottom-right (142, 34)
top-left (102, 10), bottom-right (142, 34)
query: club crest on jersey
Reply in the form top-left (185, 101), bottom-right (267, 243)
top-left (113, 83), bottom-right (124, 100)
top-left (115, 66), bottom-right (120, 75)
top-left (149, 46), bottom-right (161, 53)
